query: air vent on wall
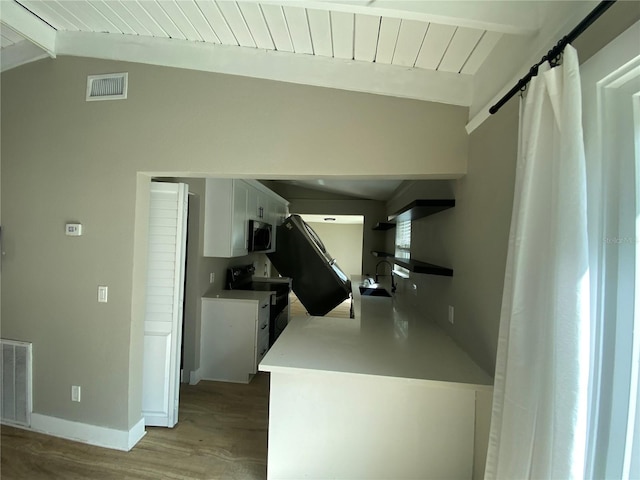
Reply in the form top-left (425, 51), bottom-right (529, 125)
top-left (1, 339), bottom-right (32, 427)
top-left (86, 72), bottom-right (128, 101)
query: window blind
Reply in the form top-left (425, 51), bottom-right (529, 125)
top-left (394, 220), bottom-right (411, 276)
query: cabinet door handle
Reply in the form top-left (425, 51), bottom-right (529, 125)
top-left (261, 323), bottom-right (268, 330)
top-left (260, 348), bottom-right (268, 356)
top-left (261, 304), bottom-right (268, 309)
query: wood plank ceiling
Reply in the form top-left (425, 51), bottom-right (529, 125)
top-left (7, 0), bottom-right (502, 76)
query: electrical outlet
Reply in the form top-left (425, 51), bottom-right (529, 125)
top-left (209, 273), bottom-right (215, 284)
top-left (71, 385), bottom-right (81, 402)
top-left (97, 285), bottom-right (108, 303)
top-left (448, 305), bottom-right (455, 325)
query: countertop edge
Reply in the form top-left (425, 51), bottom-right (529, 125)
top-left (259, 362), bottom-right (493, 391)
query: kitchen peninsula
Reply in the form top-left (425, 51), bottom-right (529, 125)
top-left (259, 276), bottom-right (494, 480)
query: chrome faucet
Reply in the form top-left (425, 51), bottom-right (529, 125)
top-left (375, 260), bottom-right (396, 293)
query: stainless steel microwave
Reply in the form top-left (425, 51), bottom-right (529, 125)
top-left (248, 220), bottom-right (273, 252)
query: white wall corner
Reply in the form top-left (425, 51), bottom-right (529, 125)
top-left (0, 41), bottom-right (49, 72)
top-left (189, 368), bottom-right (202, 385)
top-left (30, 413), bottom-right (146, 452)
top-left (127, 417), bottom-right (146, 451)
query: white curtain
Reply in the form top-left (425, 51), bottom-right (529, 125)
top-left (485, 45), bottom-right (591, 479)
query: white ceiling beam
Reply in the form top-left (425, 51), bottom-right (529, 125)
top-left (0, 1), bottom-right (56, 57)
top-left (55, 30), bottom-right (472, 107)
top-left (257, 0), bottom-right (539, 35)
top-left (0, 39), bottom-right (48, 72)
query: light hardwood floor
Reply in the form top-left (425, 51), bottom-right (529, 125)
top-left (1, 373), bottom-right (269, 480)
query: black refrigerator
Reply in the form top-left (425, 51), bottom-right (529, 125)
top-left (267, 215), bottom-right (352, 316)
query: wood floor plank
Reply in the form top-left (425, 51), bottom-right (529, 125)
top-left (1, 373), bottom-right (269, 480)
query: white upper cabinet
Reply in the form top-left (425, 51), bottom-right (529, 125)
top-left (231, 180), bottom-right (250, 255)
top-left (204, 179), bottom-right (289, 258)
top-left (247, 185), bottom-right (270, 221)
top-left (269, 198), bottom-right (289, 253)
top-left (204, 178), bottom-right (249, 257)
top-left (271, 194), bottom-right (289, 227)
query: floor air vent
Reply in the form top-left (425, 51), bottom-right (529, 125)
top-left (86, 72), bottom-right (128, 101)
top-left (1, 339), bottom-right (32, 427)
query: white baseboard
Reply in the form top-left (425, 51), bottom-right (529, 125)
top-left (29, 414), bottom-right (146, 451)
top-left (189, 368), bottom-right (202, 385)
top-left (127, 418), bottom-right (146, 450)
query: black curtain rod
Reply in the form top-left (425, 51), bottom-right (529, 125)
top-left (489, 0), bottom-right (617, 115)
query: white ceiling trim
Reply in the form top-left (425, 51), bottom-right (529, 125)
top-left (0, 39), bottom-right (48, 72)
top-left (55, 30), bottom-right (473, 106)
top-left (0, 1), bottom-right (56, 57)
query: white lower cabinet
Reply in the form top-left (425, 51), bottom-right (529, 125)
top-left (200, 291), bottom-right (270, 383)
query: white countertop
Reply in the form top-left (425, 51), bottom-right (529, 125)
top-left (260, 275), bottom-right (493, 390)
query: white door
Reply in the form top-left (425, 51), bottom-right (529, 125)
top-left (142, 182), bottom-right (188, 427)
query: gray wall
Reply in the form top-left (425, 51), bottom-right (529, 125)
top-left (0, 56), bottom-right (468, 432)
top-left (375, 3), bottom-right (640, 376)
top-left (3, 2), bottom-right (631, 431)
top-left (384, 99), bottom-right (519, 376)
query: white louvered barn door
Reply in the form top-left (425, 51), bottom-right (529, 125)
top-left (142, 182), bottom-right (188, 427)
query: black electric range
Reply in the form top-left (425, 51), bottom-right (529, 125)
top-left (227, 264), bottom-right (291, 345)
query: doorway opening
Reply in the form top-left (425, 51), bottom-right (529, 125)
top-left (288, 214), bottom-right (364, 318)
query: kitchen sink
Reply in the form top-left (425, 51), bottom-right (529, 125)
top-left (358, 285), bottom-right (392, 297)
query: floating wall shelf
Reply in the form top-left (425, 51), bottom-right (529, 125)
top-left (394, 258), bottom-right (453, 277)
top-left (370, 251), bottom-right (453, 277)
top-left (370, 198), bottom-right (455, 277)
top-left (372, 222), bottom-right (396, 231)
top-left (387, 199), bottom-right (455, 223)
top-left (371, 250), bottom-right (394, 258)
top-left (372, 199), bottom-right (455, 230)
